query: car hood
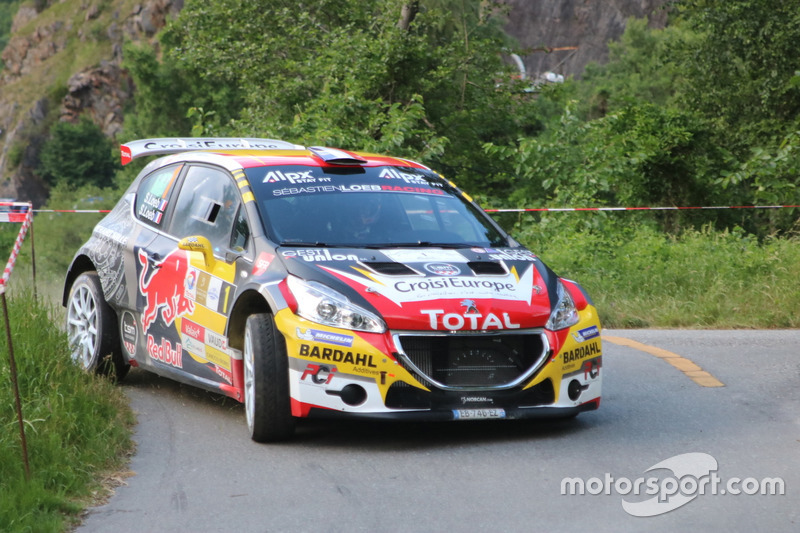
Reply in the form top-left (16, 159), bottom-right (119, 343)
top-left (277, 246), bottom-right (558, 331)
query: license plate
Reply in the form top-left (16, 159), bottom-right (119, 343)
top-left (453, 408), bottom-right (506, 420)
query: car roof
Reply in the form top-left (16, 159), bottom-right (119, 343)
top-left (121, 138), bottom-right (428, 171)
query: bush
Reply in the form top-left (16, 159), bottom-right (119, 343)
top-left (512, 216), bottom-right (800, 329)
top-left (37, 117), bottom-right (119, 188)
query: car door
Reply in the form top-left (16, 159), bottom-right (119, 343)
top-left (137, 163), bottom-right (250, 387)
top-left (122, 163), bottom-right (184, 367)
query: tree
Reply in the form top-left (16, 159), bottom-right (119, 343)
top-left (38, 117), bottom-right (118, 188)
top-left (673, 0), bottom-right (800, 150)
top-left (157, 0), bottom-right (532, 193)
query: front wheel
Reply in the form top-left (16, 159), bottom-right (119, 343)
top-left (243, 313), bottom-right (295, 442)
top-left (66, 271), bottom-right (129, 381)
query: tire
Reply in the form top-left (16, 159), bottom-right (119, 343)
top-left (243, 313), bottom-right (295, 442)
top-left (66, 271), bottom-right (130, 381)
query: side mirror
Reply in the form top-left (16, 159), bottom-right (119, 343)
top-left (178, 236), bottom-right (216, 269)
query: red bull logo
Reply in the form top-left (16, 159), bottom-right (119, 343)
top-left (147, 334), bottom-right (183, 368)
top-left (139, 248), bottom-right (195, 332)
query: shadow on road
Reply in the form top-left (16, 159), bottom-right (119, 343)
top-left (119, 367), bottom-right (598, 451)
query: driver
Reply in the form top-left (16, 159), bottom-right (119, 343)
top-left (351, 195), bottom-right (383, 241)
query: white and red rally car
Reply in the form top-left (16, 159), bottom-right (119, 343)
top-left (64, 138), bottom-right (602, 441)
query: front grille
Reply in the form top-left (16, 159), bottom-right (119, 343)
top-left (393, 331), bottom-right (549, 391)
top-left (384, 378), bottom-right (555, 409)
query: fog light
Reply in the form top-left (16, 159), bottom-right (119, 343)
top-left (568, 380), bottom-right (583, 401)
top-left (339, 384), bottom-right (367, 406)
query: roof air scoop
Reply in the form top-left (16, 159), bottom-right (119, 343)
top-left (308, 146), bottom-right (367, 165)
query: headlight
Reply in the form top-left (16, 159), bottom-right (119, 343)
top-left (546, 280), bottom-right (580, 331)
top-left (286, 275), bottom-right (386, 333)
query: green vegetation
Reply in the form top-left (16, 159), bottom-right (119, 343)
top-left (119, 0), bottom-right (798, 235)
top-left (0, 0), bottom-right (21, 52)
top-left (38, 117), bottom-right (119, 187)
top-left (1, 1), bottom-right (799, 530)
top-left (22, 0), bottom-right (799, 329)
top-left (518, 220), bottom-right (800, 328)
top-left (0, 293), bottom-right (133, 533)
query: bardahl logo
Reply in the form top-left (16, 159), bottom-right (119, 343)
top-left (299, 344), bottom-right (377, 368)
top-left (562, 341), bottom-right (601, 364)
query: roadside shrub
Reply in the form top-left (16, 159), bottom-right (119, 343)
top-left (0, 293), bottom-right (133, 532)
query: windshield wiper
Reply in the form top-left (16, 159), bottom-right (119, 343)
top-left (278, 240), bottom-right (329, 247)
top-left (367, 241), bottom-right (467, 249)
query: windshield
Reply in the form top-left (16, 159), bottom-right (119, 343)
top-left (245, 165), bottom-right (508, 248)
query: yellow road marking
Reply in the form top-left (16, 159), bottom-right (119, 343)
top-left (602, 334), bottom-right (725, 388)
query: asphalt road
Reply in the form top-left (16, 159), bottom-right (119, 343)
top-left (77, 330), bottom-right (800, 532)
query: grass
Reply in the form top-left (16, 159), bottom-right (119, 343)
top-left (516, 217), bottom-right (800, 329)
top-left (0, 293), bottom-right (133, 533)
top-left (0, 204), bottom-right (797, 531)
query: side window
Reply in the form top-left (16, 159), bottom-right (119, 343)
top-left (230, 206), bottom-right (250, 252)
top-left (135, 164), bottom-right (183, 228)
top-left (169, 166), bottom-right (242, 253)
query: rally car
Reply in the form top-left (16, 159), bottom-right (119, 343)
top-left (63, 137), bottom-right (602, 442)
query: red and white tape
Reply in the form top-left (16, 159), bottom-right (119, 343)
top-left (0, 206), bottom-right (33, 294)
top-left (30, 204), bottom-right (800, 216)
top-left (484, 205), bottom-right (800, 213)
top-left (34, 209), bottom-right (112, 213)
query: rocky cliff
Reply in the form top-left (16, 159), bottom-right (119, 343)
top-left (0, 0), bottom-right (665, 206)
top-left (505, 0), bottom-right (668, 81)
top-left (0, 0), bottom-right (183, 205)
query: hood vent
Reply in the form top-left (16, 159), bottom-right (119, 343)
top-left (363, 262), bottom-right (419, 276)
top-left (467, 261), bottom-right (507, 275)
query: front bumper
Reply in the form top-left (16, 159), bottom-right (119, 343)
top-left (274, 305), bottom-right (603, 420)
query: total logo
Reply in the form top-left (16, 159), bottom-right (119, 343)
top-left (421, 308), bottom-right (520, 331)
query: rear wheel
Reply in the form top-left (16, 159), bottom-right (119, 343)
top-left (243, 313), bottom-right (295, 442)
top-left (66, 271), bottom-right (130, 381)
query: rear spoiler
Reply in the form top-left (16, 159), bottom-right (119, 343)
top-left (120, 137), bottom-right (305, 165)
